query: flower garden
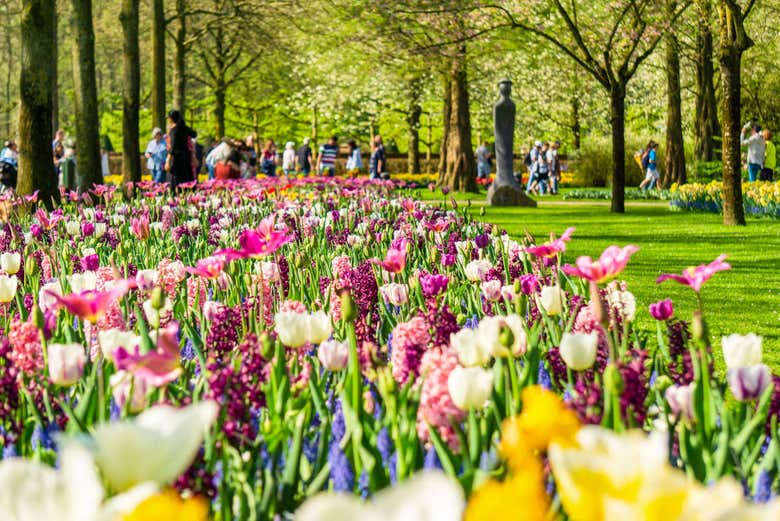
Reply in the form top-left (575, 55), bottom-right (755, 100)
top-left (670, 181), bottom-right (780, 218)
top-left (0, 177), bottom-right (778, 520)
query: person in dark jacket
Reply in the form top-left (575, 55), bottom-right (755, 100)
top-left (166, 110), bottom-right (197, 190)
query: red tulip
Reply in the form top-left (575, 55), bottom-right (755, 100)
top-left (562, 245), bottom-right (638, 284)
top-left (656, 254), bottom-right (731, 293)
top-left (525, 227), bottom-right (575, 258)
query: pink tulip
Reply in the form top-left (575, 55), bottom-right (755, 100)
top-left (649, 298), bottom-right (674, 321)
top-left (524, 227), bottom-right (575, 258)
top-left (47, 279), bottom-right (135, 323)
top-left (217, 216), bottom-right (294, 260)
top-left (656, 254), bottom-right (731, 293)
top-left (130, 215), bottom-right (151, 240)
top-left (114, 322), bottom-right (182, 387)
top-left (561, 245), bottom-right (638, 284)
top-left (186, 256), bottom-right (226, 279)
top-left (371, 238), bottom-right (408, 274)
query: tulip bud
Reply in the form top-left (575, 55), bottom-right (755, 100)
top-left (499, 325), bottom-right (515, 350)
top-left (24, 255), bottom-right (38, 278)
top-left (603, 364), bottom-right (624, 395)
top-left (491, 225), bottom-right (500, 237)
top-left (653, 374), bottom-right (673, 394)
top-left (692, 310), bottom-right (708, 343)
top-left (150, 286), bottom-right (166, 310)
top-left (479, 206), bottom-right (486, 217)
top-left (456, 313), bottom-right (466, 325)
top-left (340, 290), bottom-right (357, 323)
top-left (32, 304), bottom-right (45, 331)
top-left (260, 332), bottom-right (274, 359)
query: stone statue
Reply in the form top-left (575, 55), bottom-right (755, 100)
top-left (487, 79), bottom-right (536, 207)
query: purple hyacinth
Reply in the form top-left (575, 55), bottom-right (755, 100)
top-left (423, 446), bottom-right (442, 470)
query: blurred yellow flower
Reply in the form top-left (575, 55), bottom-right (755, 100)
top-left (122, 490), bottom-right (209, 521)
top-left (465, 458), bottom-right (549, 521)
top-left (499, 386), bottom-right (579, 470)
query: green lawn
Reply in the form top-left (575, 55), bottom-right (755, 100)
top-left (483, 202), bottom-right (780, 369)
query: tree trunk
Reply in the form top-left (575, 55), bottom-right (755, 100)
top-left (51, 2), bottom-right (58, 133)
top-left (151, 0), bottom-right (166, 130)
top-left (609, 86), bottom-right (626, 213)
top-left (120, 0), bottom-right (141, 183)
top-left (437, 74), bottom-right (451, 179)
top-left (694, 0), bottom-right (721, 162)
top-left (71, 0), bottom-right (103, 189)
top-left (719, 51), bottom-right (745, 226)
top-left (717, 0), bottom-right (752, 226)
top-left (214, 82), bottom-right (226, 140)
top-left (439, 50), bottom-right (477, 192)
top-left (18, 0), bottom-right (58, 206)
top-left (3, 5), bottom-right (14, 139)
top-left (172, 0), bottom-right (186, 113)
top-left (407, 78), bottom-right (422, 175)
top-left (571, 96), bottom-right (581, 150)
top-left (664, 0), bottom-right (686, 187)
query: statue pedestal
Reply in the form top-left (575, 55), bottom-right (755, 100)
top-left (487, 182), bottom-right (537, 207)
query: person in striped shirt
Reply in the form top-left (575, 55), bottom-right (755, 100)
top-left (317, 136), bottom-right (339, 176)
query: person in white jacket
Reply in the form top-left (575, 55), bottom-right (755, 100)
top-left (741, 123), bottom-right (766, 182)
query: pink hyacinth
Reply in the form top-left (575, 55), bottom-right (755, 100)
top-left (562, 245), bottom-right (638, 284)
top-left (187, 276), bottom-right (208, 310)
top-left (416, 348), bottom-right (465, 452)
top-left (279, 299), bottom-right (307, 314)
top-left (8, 318), bottom-right (44, 375)
top-left (157, 259), bottom-right (186, 297)
top-left (331, 255), bottom-right (352, 280)
top-left (390, 317), bottom-right (431, 384)
top-left (656, 254), bottom-right (731, 293)
top-left (524, 227), bottom-right (575, 258)
top-left (371, 238), bottom-right (408, 274)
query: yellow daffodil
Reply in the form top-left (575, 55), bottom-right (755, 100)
top-left (122, 490), bottom-right (209, 521)
top-left (465, 460), bottom-right (549, 521)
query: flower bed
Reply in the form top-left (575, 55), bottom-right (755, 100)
top-left (0, 178), bottom-right (776, 519)
top-left (670, 181), bottom-right (780, 218)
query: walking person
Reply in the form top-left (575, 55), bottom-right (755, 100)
top-left (345, 140), bottom-right (362, 174)
top-left (166, 110), bottom-right (198, 190)
top-left (526, 141), bottom-right (542, 193)
top-left (317, 136), bottom-right (339, 176)
top-left (639, 141), bottom-right (660, 190)
top-left (296, 138), bottom-right (313, 177)
top-left (282, 141), bottom-right (296, 177)
top-left (548, 141), bottom-right (561, 195)
top-left (476, 141), bottom-right (490, 179)
top-left (261, 139), bottom-right (277, 177)
top-left (369, 135), bottom-right (387, 180)
top-left (528, 141), bottom-right (550, 195)
top-left (145, 128), bottom-right (168, 183)
top-left (741, 123), bottom-right (766, 182)
top-left (761, 130), bottom-right (775, 181)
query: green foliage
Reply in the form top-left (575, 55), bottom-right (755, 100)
top-left (562, 188), bottom-right (671, 200)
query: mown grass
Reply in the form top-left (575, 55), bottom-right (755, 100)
top-left (410, 186), bottom-right (780, 370)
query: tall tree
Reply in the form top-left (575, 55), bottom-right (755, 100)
top-left (17, 0), bottom-right (58, 206)
top-left (440, 48), bottom-right (477, 191)
top-left (499, 0), bottom-right (689, 212)
top-left (51, 0), bottom-right (58, 133)
top-left (71, 0), bottom-right (103, 188)
top-left (151, 0), bottom-right (166, 130)
top-left (694, 0), bottom-right (721, 162)
top-left (172, 0), bottom-right (186, 113)
top-left (406, 76), bottom-right (422, 175)
top-left (664, 0), bottom-right (686, 186)
top-left (717, 0), bottom-right (755, 226)
top-left (120, 0), bottom-right (141, 182)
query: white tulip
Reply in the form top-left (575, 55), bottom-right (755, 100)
top-left (318, 339), bottom-right (349, 371)
top-left (260, 261), bottom-right (280, 282)
top-left (308, 311), bottom-right (333, 345)
top-left (109, 371), bottom-right (150, 414)
top-left (722, 333), bottom-right (762, 369)
top-left (475, 315), bottom-right (527, 358)
top-left (39, 279), bottom-right (62, 312)
top-left (539, 284), bottom-right (563, 315)
top-left (89, 401), bottom-right (218, 492)
top-left (0, 275), bottom-right (17, 303)
top-left (450, 327), bottom-right (492, 367)
top-left (296, 470), bottom-right (464, 521)
top-left (448, 366), bottom-right (493, 411)
top-left (275, 310), bottom-right (332, 347)
top-left (69, 271), bottom-right (97, 293)
top-left (47, 343), bottom-right (86, 386)
top-left (98, 329), bottom-right (141, 361)
top-left (0, 252), bottom-right (21, 275)
top-left (559, 331), bottom-right (598, 371)
top-left (464, 259), bottom-right (491, 282)
top-left (93, 222), bottom-right (107, 239)
top-left (607, 289), bottom-right (636, 322)
top-left (65, 220), bottom-right (81, 236)
top-left (142, 297), bottom-right (171, 328)
top-left (149, 222), bottom-right (164, 233)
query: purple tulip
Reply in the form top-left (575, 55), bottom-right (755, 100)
top-left (728, 365), bottom-right (772, 402)
top-left (81, 222), bottom-right (95, 237)
top-left (441, 253), bottom-right (456, 267)
top-left (474, 234), bottom-right (490, 249)
top-left (420, 273), bottom-right (449, 298)
top-left (30, 223), bottom-right (43, 239)
top-left (519, 273), bottom-right (539, 295)
top-left (81, 253), bottom-right (100, 272)
top-left (649, 298), bottom-right (674, 321)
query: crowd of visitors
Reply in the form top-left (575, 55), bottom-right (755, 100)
top-left (741, 123), bottom-right (776, 182)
